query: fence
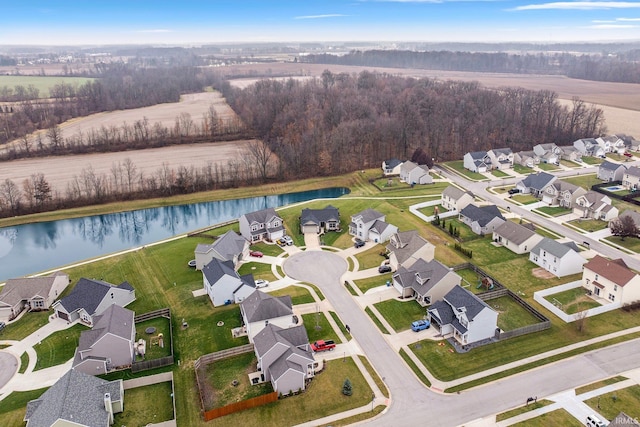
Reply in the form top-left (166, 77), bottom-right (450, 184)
top-left (123, 371), bottom-right (177, 427)
top-left (131, 308), bottom-right (174, 373)
top-left (533, 281), bottom-right (622, 323)
top-left (202, 392), bottom-right (279, 421)
top-left (194, 344), bottom-right (254, 370)
top-left (592, 180), bottom-right (640, 207)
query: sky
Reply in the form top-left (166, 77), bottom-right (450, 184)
top-left (1, 1), bottom-right (640, 45)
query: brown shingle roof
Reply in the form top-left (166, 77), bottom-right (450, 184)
top-left (584, 255), bottom-right (636, 287)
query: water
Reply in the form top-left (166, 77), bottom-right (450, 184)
top-left (0, 187), bottom-right (350, 281)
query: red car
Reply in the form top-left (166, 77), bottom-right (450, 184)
top-left (250, 251), bottom-right (264, 257)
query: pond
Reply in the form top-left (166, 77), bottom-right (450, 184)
top-left (0, 187), bottom-right (350, 282)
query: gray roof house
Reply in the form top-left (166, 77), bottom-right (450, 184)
top-left (598, 161), bottom-right (626, 182)
top-left (459, 205), bottom-right (506, 235)
top-left (533, 143), bottom-right (561, 164)
top-left (349, 208), bottom-right (397, 243)
top-left (253, 324), bottom-right (315, 395)
top-left (300, 205), bottom-right (340, 234)
top-left (540, 180), bottom-right (586, 208)
top-left (0, 272), bottom-right (69, 322)
top-left (399, 161), bottom-right (432, 185)
top-left (616, 209), bottom-right (640, 227)
top-left (574, 138), bottom-right (605, 157)
top-left (382, 158), bottom-right (403, 176)
top-left (428, 285), bottom-right (498, 346)
top-left (240, 290), bottom-right (295, 343)
top-left (487, 148), bottom-right (514, 170)
top-left (515, 171), bottom-right (557, 197)
top-left (559, 145), bottom-right (582, 162)
top-left (194, 230), bottom-right (250, 270)
top-left (53, 278), bottom-right (135, 326)
top-left (25, 369), bottom-right (124, 427)
top-left (514, 150), bottom-right (540, 168)
top-left (463, 151), bottom-right (491, 173)
top-left (623, 166), bottom-right (640, 191)
top-left (492, 221), bottom-right (544, 254)
top-left (385, 230), bottom-right (435, 270)
top-left (391, 258), bottom-right (462, 306)
top-left (73, 304), bottom-right (136, 375)
top-left (441, 185), bottom-right (474, 212)
top-left (529, 238), bottom-right (586, 278)
top-left (202, 258), bottom-right (256, 307)
top-left (574, 191), bottom-right (619, 221)
top-left (239, 207), bottom-right (285, 243)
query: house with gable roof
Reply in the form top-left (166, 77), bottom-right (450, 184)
top-left (540, 179), bottom-right (586, 208)
top-left (623, 166), bottom-right (640, 191)
top-left (612, 210), bottom-right (640, 229)
top-left (574, 138), bottom-right (605, 157)
top-left (529, 238), bottom-right (586, 278)
top-left (0, 272), bottom-right (70, 322)
top-left (487, 148), bottom-right (514, 170)
top-left (559, 145), bottom-right (582, 162)
top-left (202, 258), bottom-right (256, 307)
top-left (300, 205), bottom-right (340, 234)
top-left (574, 191), bottom-right (619, 221)
top-left (253, 324), bottom-right (316, 395)
top-left (382, 158), bottom-right (403, 176)
top-left (582, 255), bottom-right (640, 305)
top-left (391, 258), bottom-right (462, 306)
top-left (441, 185), bottom-right (474, 212)
top-left (533, 143), bottom-right (561, 164)
top-left (598, 161), bottom-right (627, 182)
top-left (349, 208), bottom-right (397, 243)
top-left (239, 207), bottom-right (285, 243)
top-left (514, 150), bottom-right (540, 168)
top-left (515, 171), bottom-right (557, 197)
top-left (463, 151), bottom-right (491, 173)
top-left (53, 278), bottom-right (135, 326)
top-left (194, 230), bottom-right (250, 270)
top-left (428, 285), bottom-right (498, 345)
top-left (492, 221), bottom-right (544, 254)
top-left (385, 230), bottom-right (435, 270)
top-left (240, 290), bottom-right (296, 343)
top-left (72, 304), bottom-right (136, 375)
top-left (399, 161), bottom-right (432, 184)
top-left (597, 135), bottom-right (628, 154)
top-left (459, 204), bottom-right (506, 235)
top-left (25, 369), bottom-right (124, 427)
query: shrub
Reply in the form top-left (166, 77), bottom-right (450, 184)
top-left (342, 378), bottom-right (353, 396)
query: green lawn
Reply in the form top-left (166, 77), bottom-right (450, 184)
top-left (33, 324), bottom-right (87, 371)
top-left (513, 164), bottom-right (533, 175)
top-left (565, 218), bottom-right (608, 232)
top-left (135, 316), bottom-right (172, 360)
top-left (584, 385), bottom-right (640, 421)
top-left (537, 163), bottom-right (560, 171)
top-left (330, 311), bottom-right (349, 337)
top-left (302, 312), bottom-right (341, 344)
top-left (399, 348), bottom-right (431, 387)
top-left (365, 307), bottom-right (390, 334)
top-left (491, 169), bottom-right (510, 178)
top-left (535, 206), bottom-right (572, 217)
top-left (511, 194), bottom-right (539, 205)
top-left (545, 287), bottom-right (601, 314)
top-left (489, 296), bottom-right (543, 331)
top-left (436, 217), bottom-right (480, 242)
top-left (418, 204), bottom-right (448, 217)
top-left (113, 382), bottom-right (175, 426)
top-left (353, 244), bottom-right (387, 270)
top-left (269, 285), bottom-right (315, 305)
top-left (19, 352), bottom-right (29, 374)
top-left (605, 236), bottom-right (640, 253)
top-left (463, 237), bottom-right (522, 266)
top-left (575, 376), bottom-right (627, 396)
top-left (510, 408), bottom-right (583, 426)
top-left (237, 261), bottom-right (277, 282)
top-left (358, 355), bottom-right (389, 398)
top-left (496, 399), bottom-right (554, 422)
top-left (0, 311), bottom-right (50, 341)
top-left (0, 76), bottom-right (96, 98)
top-left (562, 173), bottom-right (601, 191)
top-left (0, 388), bottom-right (48, 427)
top-left (373, 299), bottom-right (426, 332)
top-left (353, 275), bottom-right (393, 294)
top-left (581, 156), bottom-right (605, 165)
top-left (560, 159), bottom-right (582, 168)
top-left (249, 242), bottom-right (284, 257)
top-left (445, 161), bottom-right (487, 181)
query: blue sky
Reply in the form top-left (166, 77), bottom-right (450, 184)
top-left (2, 1), bottom-right (640, 45)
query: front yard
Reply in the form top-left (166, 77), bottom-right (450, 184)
top-left (534, 206), bottom-right (572, 217)
top-left (565, 218), bottom-right (608, 233)
top-left (581, 156), bottom-right (604, 165)
top-left (584, 385), bottom-right (640, 421)
top-left (444, 161), bottom-right (487, 181)
top-left (33, 324), bottom-right (86, 370)
top-left (353, 244), bottom-right (388, 270)
top-left (510, 194), bottom-right (539, 205)
top-left (373, 299), bottom-right (426, 333)
top-left (302, 312), bottom-right (342, 344)
top-left (353, 275), bottom-right (393, 294)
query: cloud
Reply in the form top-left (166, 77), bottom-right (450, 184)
top-left (513, 2), bottom-right (640, 11)
top-left (294, 14), bottom-right (350, 19)
top-left (135, 29), bottom-right (174, 33)
top-left (587, 24), bottom-right (637, 28)
top-left (616, 17), bottom-right (640, 21)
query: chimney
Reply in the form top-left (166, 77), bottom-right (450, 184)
top-left (104, 393), bottom-right (113, 424)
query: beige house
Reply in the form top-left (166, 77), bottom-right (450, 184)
top-left (582, 255), bottom-right (640, 305)
top-left (492, 221), bottom-right (543, 254)
top-left (540, 180), bottom-right (586, 208)
top-left (574, 191), bottom-right (619, 221)
top-left (0, 272), bottom-right (69, 321)
top-left (385, 230), bottom-right (435, 270)
top-left (441, 185), bottom-right (474, 212)
top-left (623, 166), bottom-right (640, 191)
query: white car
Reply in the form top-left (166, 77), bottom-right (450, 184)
top-left (255, 279), bottom-right (270, 288)
top-left (282, 236), bottom-right (294, 246)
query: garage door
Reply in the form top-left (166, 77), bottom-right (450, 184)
top-left (57, 311), bottom-right (68, 321)
top-left (302, 225), bottom-right (317, 234)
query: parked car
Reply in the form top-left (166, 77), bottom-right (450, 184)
top-left (255, 279), bottom-right (269, 288)
top-left (282, 236), bottom-right (294, 246)
top-left (0, 321), bottom-right (6, 332)
top-left (250, 251), bottom-right (264, 257)
top-left (411, 319), bottom-right (430, 332)
top-left (276, 239), bottom-right (286, 247)
top-left (624, 151), bottom-right (633, 157)
top-left (508, 188), bottom-right (520, 195)
top-left (378, 265), bottom-right (392, 273)
top-left (354, 238), bottom-right (365, 248)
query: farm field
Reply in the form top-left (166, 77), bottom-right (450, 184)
top-left (0, 75), bottom-right (95, 98)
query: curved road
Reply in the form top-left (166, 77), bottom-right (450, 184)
top-left (284, 229), bottom-right (640, 425)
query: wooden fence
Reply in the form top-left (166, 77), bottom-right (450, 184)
top-left (194, 344), bottom-right (254, 370)
top-left (202, 392), bottom-right (278, 421)
top-left (131, 308), bottom-right (174, 373)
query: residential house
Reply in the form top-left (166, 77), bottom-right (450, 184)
top-left (609, 412), bottom-right (640, 427)
top-left (400, 161), bottom-right (432, 184)
top-left (441, 186), bottom-right (474, 212)
top-left (529, 238), bottom-right (586, 278)
top-left (25, 369), bottom-right (124, 427)
top-left (613, 210), bottom-right (640, 229)
top-left (428, 285), bottom-right (498, 345)
top-left (574, 191), bottom-right (619, 221)
top-left (597, 135), bottom-right (627, 154)
top-left (382, 158), bottom-right (403, 176)
top-left (463, 151), bottom-right (491, 173)
top-left (582, 255), bottom-right (640, 305)
top-left (622, 166), bottom-right (640, 191)
top-left (574, 138), bottom-right (605, 158)
top-left (385, 230), bottom-right (435, 270)
top-left (0, 272), bottom-right (69, 322)
top-left (559, 145), bottom-right (582, 162)
top-left (514, 150), bottom-right (540, 168)
top-left (492, 221), bottom-right (544, 254)
top-left (349, 208), bottom-right (397, 243)
top-left (300, 205), bottom-right (340, 234)
top-left (253, 324), bottom-right (316, 395)
top-left (598, 161), bottom-right (626, 182)
top-left (533, 143), bottom-right (561, 164)
top-left (240, 290), bottom-right (296, 343)
top-left (459, 205), bottom-right (506, 235)
top-left (194, 230), bottom-right (250, 270)
top-left (515, 171), bottom-right (557, 197)
top-left (53, 278), bottom-right (135, 326)
top-left (629, 139), bottom-right (640, 152)
top-left (202, 258), bottom-right (256, 307)
top-left (540, 180), bottom-right (586, 208)
top-left (72, 304), bottom-right (136, 375)
top-left (239, 208), bottom-right (285, 243)
top-left (391, 258), bottom-right (462, 306)
top-left (487, 148), bottom-right (514, 170)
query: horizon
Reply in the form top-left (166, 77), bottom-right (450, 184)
top-left (2, 1), bottom-right (640, 46)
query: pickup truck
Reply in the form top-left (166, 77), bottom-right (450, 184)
top-left (311, 339), bottom-right (336, 352)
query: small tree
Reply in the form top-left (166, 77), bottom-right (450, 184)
top-left (449, 222), bottom-right (454, 236)
top-left (342, 378), bottom-right (353, 396)
top-left (610, 215), bottom-right (639, 241)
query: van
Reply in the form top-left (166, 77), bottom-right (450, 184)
top-left (586, 415), bottom-right (606, 427)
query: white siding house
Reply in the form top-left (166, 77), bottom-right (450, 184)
top-left (529, 238), bottom-right (586, 278)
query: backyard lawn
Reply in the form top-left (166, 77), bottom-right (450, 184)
top-left (489, 296), bottom-right (543, 331)
top-left (135, 316), bottom-right (172, 360)
top-left (563, 173), bottom-right (601, 190)
top-left (373, 299), bottom-right (426, 332)
top-left (418, 204), bottom-right (448, 217)
top-left (544, 287), bottom-right (601, 314)
top-left (113, 382), bottom-right (175, 426)
top-left (33, 324), bottom-right (87, 371)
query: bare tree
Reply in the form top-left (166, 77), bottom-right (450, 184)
top-left (0, 179), bottom-right (22, 213)
top-left (610, 215), bottom-right (639, 241)
top-left (47, 124), bottom-right (64, 152)
top-left (122, 158), bottom-right (138, 193)
top-left (246, 140), bottom-right (273, 181)
top-left (178, 112), bottom-right (194, 137)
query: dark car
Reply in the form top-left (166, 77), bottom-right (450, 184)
top-left (0, 321), bottom-right (5, 332)
top-left (378, 265), bottom-right (392, 273)
top-left (508, 188), bottom-right (520, 195)
top-left (354, 238), bottom-right (365, 248)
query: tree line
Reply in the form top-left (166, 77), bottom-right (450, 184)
top-left (301, 50), bottom-right (640, 84)
top-left (221, 70), bottom-right (605, 180)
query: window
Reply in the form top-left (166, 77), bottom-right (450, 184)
top-left (423, 296), bottom-right (431, 304)
top-left (608, 294), bottom-right (616, 302)
top-left (586, 278), bottom-right (590, 285)
top-left (595, 274), bottom-right (599, 281)
top-left (614, 285), bottom-right (618, 291)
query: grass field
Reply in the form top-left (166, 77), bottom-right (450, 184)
top-left (0, 75), bottom-right (95, 97)
top-left (302, 312), bottom-right (341, 344)
top-left (113, 382), bottom-right (175, 426)
top-left (445, 161), bottom-right (487, 181)
top-left (33, 324), bottom-right (86, 371)
top-left (565, 218), bottom-right (608, 232)
top-left (489, 295), bottom-right (543, 331)
top-left (373, 299), bottom-right (426, 332)
top-left (353, 244), bottom-right (387, 270)
top-left (544, 287), bottom-right (600, 314)
top-left (510, 408), bottom-right (583, 426)
top-left (584, 385), bottom-right (640, 421)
